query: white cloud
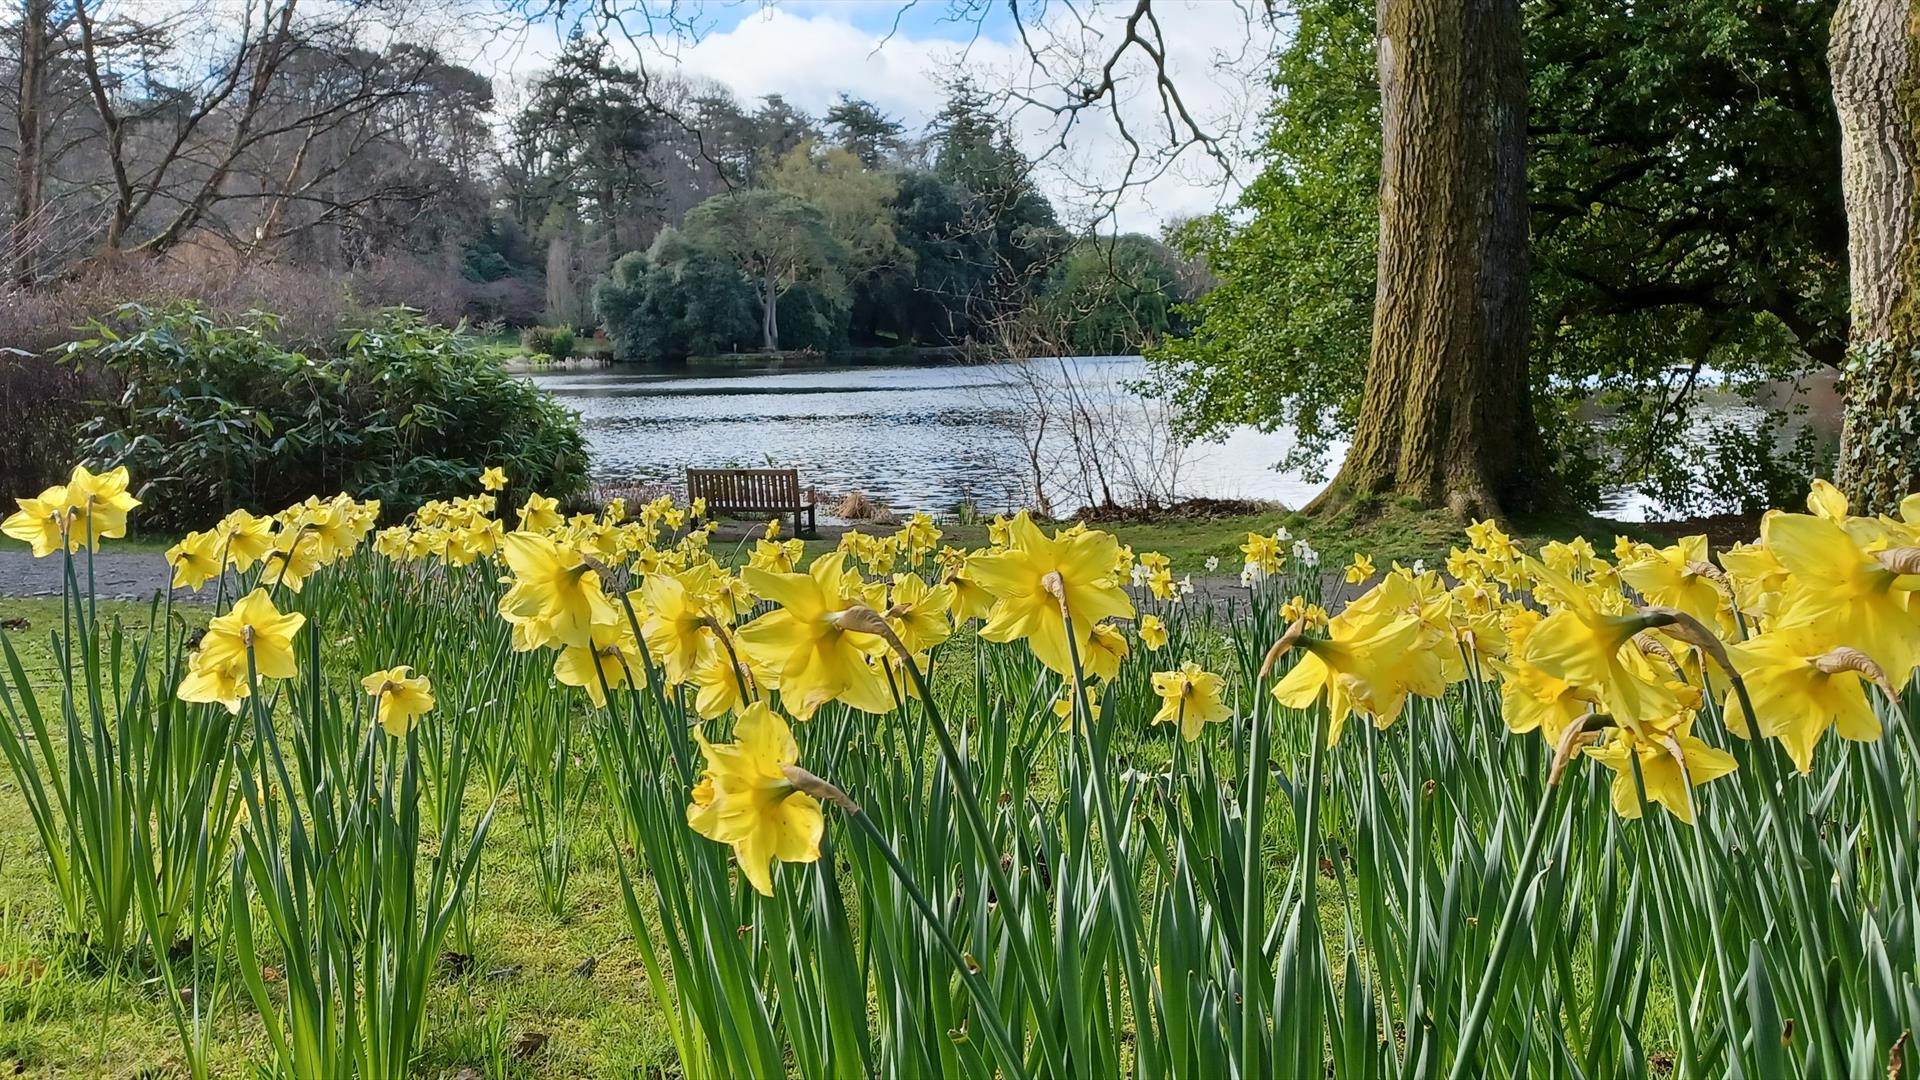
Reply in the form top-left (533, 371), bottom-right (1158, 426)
top-left (467, 1), bottom-right (1276, 234)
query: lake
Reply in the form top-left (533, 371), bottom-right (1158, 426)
top-left (524, 355), bottom-right (1330, 517)
top-left (523, 355), bottom-right (1833, 521)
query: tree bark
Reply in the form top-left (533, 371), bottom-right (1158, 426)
top-left (762, 270), bottom-right (780, 351)
top-left (1830, 0), bottom-right (1920, 513)
top-left (10, 0), bottom-right (51, 286)
top-left (1311, 0), bottom-right (1547, 520)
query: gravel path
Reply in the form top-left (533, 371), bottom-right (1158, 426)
top-left (0, 549), bottom-right (185, 601)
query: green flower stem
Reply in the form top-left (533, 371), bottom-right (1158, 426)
top-left (1446, 766), bottom-right (1565, 1080)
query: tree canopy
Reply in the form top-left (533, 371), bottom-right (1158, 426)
top-left (1149, 0), bottom-right (1845, 511)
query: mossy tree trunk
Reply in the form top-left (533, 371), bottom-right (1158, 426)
top-left (1310, 0), bottom-right (1547, 521)
top-left (1830, 0), bottom-right (1920, 514)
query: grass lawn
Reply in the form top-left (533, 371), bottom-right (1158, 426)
top-left (0, 597), bottom-right (674, 1078)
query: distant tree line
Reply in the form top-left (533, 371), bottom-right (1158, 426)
top-left (0, 10), bottom-right (1198, 361)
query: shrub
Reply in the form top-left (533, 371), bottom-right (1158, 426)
top-left (520, 324), bottom-right (576, 360)
top-left (73, 304), bottom-right (588, 530)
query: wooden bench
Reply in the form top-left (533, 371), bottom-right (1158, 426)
top-left (687, 468), bottom-right (817, 536)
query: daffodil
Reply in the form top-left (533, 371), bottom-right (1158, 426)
top-left (968, 513), bottom-right (1135, 677)
top-left (2, 486), bottom-right (70, 557)
top-left (166, 531), bottom-right (223, 590)
top-left (637, 570), bottom-right (715, 685)
top-left (1138, 614), bottom-right (1168, 651)
top-left (690, 637), bottom-right (753, 720)
top-left (1081, 621), bottom-right (1130, 681)
top-left (216, 509), bottom-right (276, 571)
top-left (737, 553), bottom-right (893, 719)
top-left (480, 466), bottom-right (508, 491)
top-left (1762, 511), bottom-right (1920, 683)
top-left (884, 573), bottom-right (955, 655)
top-left (176, 652), bottom-right (252, 713)
top-left (518, 492), bottom-right (562, 534)
top-left (1272, 608), bottom-right (1442, 745)
top-left (686, 703), bottom-right (824, 896)
top-left (361, 666), bottom-right (435, 737)
top-left (261, 528), bottom-right (325, 593)
top-left (1618, 535), bottom-right (1730, 634)
top-left (177, 589), bottom-right (306, 710)
top-left (1724, 625), bottom-right (1887, 773)
top-left (1520, 561), bottom-right (1677, 733)
top-left (553, 621), bottom-right (644, 707)
top-left (1486, 656), bottom-right (1598, 743)
top-left (1344, 552), bottom-right (1375, 585)
top-left (62, 464), bottom-right (140, 549)
top-left (1806, 478), bottom-right (1849, 521)
top-left (1583, 718), bottom-right (1737, 824)
top-left (497, 532), bottom-right (618, 651)
top-left (1151, 662), bottom-right (1231, 741)
top-left (1240, 531), bottom-right (1283, 581)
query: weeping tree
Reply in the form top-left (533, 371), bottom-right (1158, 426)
top-left (1829, 0), bottom-right (1920, 514)
top-left (1309, 0), bottom-right (1547, 519)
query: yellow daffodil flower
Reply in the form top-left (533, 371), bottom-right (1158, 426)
top-left (637, 571), bottom-right (714, 685)
top-left (1138, 614), bottom-right (1169, 651)
top-left (738, 553), bottom-right (893, 719)
top-left (1725, 625), bottom-right (1887, 773)
top-left (553, 622), bottom-right (644, 707)
top-left (1618, 535), bottom-right (1730, 635)
top-left (2, 485), bottom-right (70, 557)
top-left (1762, 511), bottom-right (1919, 683)
top-left (1583, 718), bottom-right (1737, 824)
top-left (497, 532), bottom-right (618, 652)
top-left (1520, 561), bottom-right (1676, 734)
top-left (1344, 552), bottom-right (1375, 585)
top-left (166, 530), bottom-right (223, 590)
top-left (884, 573), bottom-right (955, 655)
top-left (518, 492), bottom-right (562, 534)
top-left (686, 703), bottom-right (824, 896)
top-left (1081, 621), bottom-right (1130, 682)
top-left (361, 665), bottom-right (435, 737)
top-left (480, 466), bottom-right (508, 491)
top-left (968, 512), bottom-right (1135, 677)
top-left (1151, 662), bottom-right (1231, 741)
top-left (177, 589), bottom-right (306, 711)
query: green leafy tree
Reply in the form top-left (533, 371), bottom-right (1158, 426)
top-left (681, 190), bottom-right (846, 351)
top-left (1041, 235), bottom-right (1190, 355)
top-left (824, 94), bottom-right (907, 167)
top-left (1150, 0), bottom-right (1847, 511)
top-left (595, 231), bottom-right (760, 363)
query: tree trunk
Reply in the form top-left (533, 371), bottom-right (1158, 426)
top-left (762, 271), bottom-right (780, 351)
top-left (1830, 0), bottom-right (1920, 514)
top-left (1310, 0), bottom-right (1546, 521)
top-left (10, 0), bottom-right (51, 286)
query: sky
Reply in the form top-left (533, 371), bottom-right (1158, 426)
top-left (463, 0), bottom-right (1277, 234)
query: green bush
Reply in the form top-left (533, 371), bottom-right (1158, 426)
top-left (72, 304), bottom-right (589, 530)
top-left (520, 324), bottom-right (576, 360)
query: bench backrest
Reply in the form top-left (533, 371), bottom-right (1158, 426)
top-left (687, 468), bottom-right (802, 510)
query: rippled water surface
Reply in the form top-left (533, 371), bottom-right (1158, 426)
top-left (526, 355), bottom-right (1824, 520)
top-left (525, 355), bottom-right (1326, 515)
